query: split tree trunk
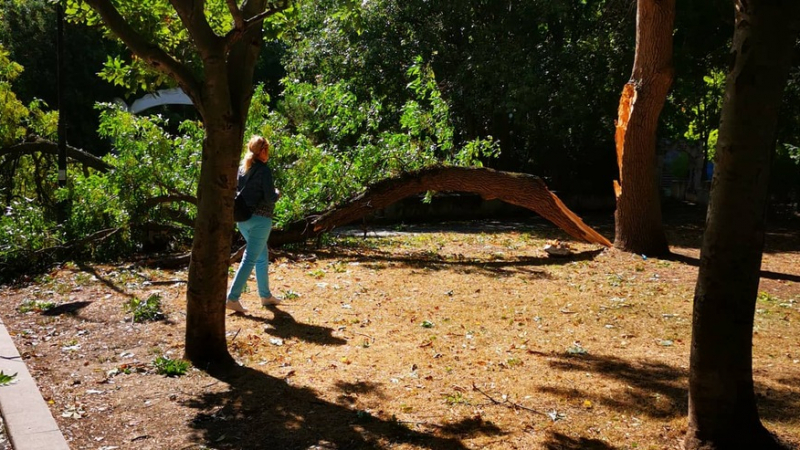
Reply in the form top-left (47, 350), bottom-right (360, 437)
top-left (684, 1), bottom-right (800, 448)
top-left (612, 0), bottom-right (673, 256)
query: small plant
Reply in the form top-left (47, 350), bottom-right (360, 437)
top-left (17, 299), bottom-right (56, 313)
top-left (0, 371), bottom-right (17, 386)
top-left (607, 273), bottom-right (625, 287)
top-left (281, 289), bottom-right (300, 300)
top-left (307, 269), bottom-right (325, 279)
top-left (153, 356), bottom-right (189, 377)
top-left (757, 292), bottom-right (780, 303)
top-left (443, 392), bottom-right (470, 405)
top-left (124, 294), bottom-right (165, 323)
top-left (328, 261), bottom-right (347, 273)
top-left (506, 357), bottom-right (523, 367)
top-left (421, 320), bottom-right (434, 328)
top-left (73, 272), bottom-right (93, 285)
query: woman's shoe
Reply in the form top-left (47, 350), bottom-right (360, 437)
top-left (225, 300), bottom-right (247, 313)
top-left (261, 296), bottom-right (282, 306)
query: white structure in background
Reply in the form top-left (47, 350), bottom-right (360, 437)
top-left (113, 88), bottom-right (193, 114)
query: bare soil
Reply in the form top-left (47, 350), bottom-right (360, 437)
top-left (1, 206), bottom-right (799, 450)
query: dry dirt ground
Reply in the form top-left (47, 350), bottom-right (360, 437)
top-left (1, 207), bottom-right (799, 450)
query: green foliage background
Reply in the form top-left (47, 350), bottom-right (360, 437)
top-left (1, 0), bottom-right (799, 282)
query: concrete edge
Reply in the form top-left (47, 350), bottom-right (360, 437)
top-left (0, 316), bottom-right (70, 450)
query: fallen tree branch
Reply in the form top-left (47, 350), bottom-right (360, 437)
top-left (2, 139), bottom-right (113, 172)
top-left (33, 227), bottom-right (122, 255)
top-left (270, 166), bottom-right (611, 247)
top-left (139, 167), bottom-right (611, 270)
top-left (471, 382), bottom-right (547, 416)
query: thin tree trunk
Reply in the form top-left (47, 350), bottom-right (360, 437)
top-left (684, 1), bottom-right (800, 448)
top-left (184, 122), bottom-right (242, 370)
top-left (613, 0), bottom-right (673, 256)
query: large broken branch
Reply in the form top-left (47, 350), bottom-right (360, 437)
top-left (138, 167), bottom-right (611, 269)
top-left (271, 167), bottom-right (611, 247)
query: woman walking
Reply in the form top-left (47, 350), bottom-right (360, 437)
top-left (226, 135), bottom-right (282, 313)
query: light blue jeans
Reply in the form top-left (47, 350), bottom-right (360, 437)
top-left (227, 215), bottom-right (273, 301)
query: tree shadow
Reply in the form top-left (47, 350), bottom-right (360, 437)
top-left (76, 262), bottom-right (136, 297)
top-left (648, 201), bottom-right (800, 254)
top-left (664, 252), bottom-right (800, 283)
top-left (542, 431), bottom-right (619, 450)
top-left (41, 301), bottom-right (92, 316)
top-left (233, 306), bottom-right (347, 346)
top-left (431, 416), bottom-right (505, 439)
top-left (311, 247), bottom-right (605, 279)
top-left (537, 352), bottom-right (688, 419)
top-left (334, 380), bottom-right (387, 405)
top-left (534, 352), bottom-right (799, 424)
top-left (185, 365), bottom-right (471, 449)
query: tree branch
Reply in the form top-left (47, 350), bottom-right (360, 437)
top-left (223, 3), bottom-right (286, 50)
top-left (270, 167), bottom-right (612, 248)
top-left (168, 0), bottom-right (225, 59)
top-left (1, 139), bottom-right (113, 172)
top-left (83, 0), bottom-right (203, 103)
top-left (225, 0), bottom-right (245, 29)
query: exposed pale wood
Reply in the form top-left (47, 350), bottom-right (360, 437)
top-left (271, 167), bottom-right (611, 248)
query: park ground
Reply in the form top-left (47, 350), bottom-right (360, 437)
top-left (0, 204), bottom-right (798, 450)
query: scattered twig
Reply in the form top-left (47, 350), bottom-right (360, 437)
top-left (353, 332), bottom-right (375, 343)
top-left (471, 382), bottom-right (546, 416)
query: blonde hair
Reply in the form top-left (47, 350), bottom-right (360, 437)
top-left (241, 135), bottom-right (269, 172)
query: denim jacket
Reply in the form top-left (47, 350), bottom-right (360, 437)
top-left (237, 160), bottom-right (278, 218)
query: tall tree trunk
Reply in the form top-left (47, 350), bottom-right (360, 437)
top-left (684, 1), bottom-right (800, 449)
top-left (612, 0), bottom-right (673, 256)
top-left (184, 120), bottom-right (243, 369)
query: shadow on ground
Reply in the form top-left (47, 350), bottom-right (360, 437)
top-left (185, 364), bottom-right (476, 450)
top-left (542, 432), bottom-right (619, 450)
top-left (232, 306), bottom-right (348, 346)
top-left (665, 252), bottom-right (800, 283)
top-left (533, 352), bottom-right (800, 424)
top-left (310, 247), bottom-right (606, 280)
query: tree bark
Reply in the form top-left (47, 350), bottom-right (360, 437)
top-left (612, 0), bottom-right (673, 256)
top-left (684, 1), bottom-right (800, 449)
top-left (272, 167), bottom-right (611, 248)
top-left (184, 119), bottom-right (242, 370)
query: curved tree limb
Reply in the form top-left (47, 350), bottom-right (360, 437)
top-left (270, 167), bottom-right (612, 248)
top-left (1, 139), bottom-right (113, 172)
top-left (138, 167), bottom-right (610, 270)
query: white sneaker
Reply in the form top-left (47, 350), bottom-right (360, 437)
top-left (261, 296), bottom-right (282, 306)
top-left (225, 300), bottom-right (247, 313)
